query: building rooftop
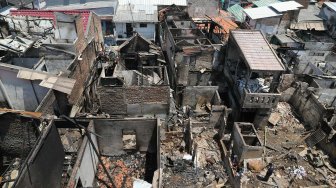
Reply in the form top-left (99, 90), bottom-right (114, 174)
top-left (244, 6), bottom-right (281, 20)
top-left (118, 0), bottom-right (187, 7)
top-left (270, 1), bottom-right (303, 12)
top-left (253, 0), bottom-right (280, 7)
top-left (45, 1), bottom-right (118, 15)
top-left (113, 4), bottom-right (158, 23)
top-left (227, 4), bottom-right (244, 22)
top-left (230, 30), bottom-right (285, 71)
top-left (45, 0), bottom-right (116, 7)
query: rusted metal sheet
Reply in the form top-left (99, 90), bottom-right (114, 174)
top-left (290, 21), bottom-right (327, 31)
top-left (231, 30), bottom-right (285, 71)
top-left (209, 10), bottom-right (238, 35)
top-left (0, 108), bottom-right (42, 118)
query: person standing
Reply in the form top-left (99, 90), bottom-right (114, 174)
top-left (263, 163), bottom-right (274, 181)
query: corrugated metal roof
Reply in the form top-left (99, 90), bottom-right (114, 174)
top-left (227, 4), bottom-right (244, 22)
top-left (118, 0), bottom-right (187, 6)
top-left (290, 21), bottom-right (327, 31)
top-left (134, 4), bottom-right (157, 14)
top-left (324, 2), bottom-right (336, 12)
top-left (114, 4), bottom-right (158, 22)
top-left (10, 10), bottom-right (91, 32)
top-left (253, 0), bottom-right (280, 7)
top-left (270, 1), bottom-right (303, 12)
top-left (45, 0), bottom-right (114, 7)
top-left (244, 7), bottom-right (281, 20)
top-left (45, 1), bottom-right (118, 10)
top-left (231, 30), bottom-right (285, 71)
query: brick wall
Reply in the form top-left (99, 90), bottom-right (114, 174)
top-left (98, 86), bottom-right (170, 115)
top-left (98, 87), bottom-right (127, 115)
top-left (69, 12), bottom-right (104, 106)
top-left (75, 13), bottom-right (104, 55)
top-left (138, 86), bottom-right (170, 103)
top-left (68, 43), bottom-right (96, 105)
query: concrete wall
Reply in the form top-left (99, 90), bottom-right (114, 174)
top-left (115, 22), bottom-right (156, 40)
top-left (175, 46), bottom-right (215, 87)
top-left (315, 118), bottom-right (336, 164)
top-left (161, 22), bottom-right (215, 90)
top-left (67, 122), bottom-right (98, 188)
top-left (178, 67), bottom-right (212, 86)
top-left (37, 12), bottom-right (104, 114)
top-left (294, 61), bottom-right (325, 75)
top-left (93, 118), bottom-right (159, 156)
top-left (232, 122), bottom-right (263, 162)
top-left (304, 42), bottom-right (335, 51)
top-left (182, 86), bottom-right (219, 107)
top-left (98, 86), bottom-right (170, 115)
top-left (54, 13), bottom-right (78, 41)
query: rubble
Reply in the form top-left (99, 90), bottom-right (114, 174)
top-left (1, 0), bottom-right (336, 188)
top-left (96, 154), bottom-right (146, 188)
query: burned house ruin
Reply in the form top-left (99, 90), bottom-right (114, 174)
top-left (1, 1), bottom-right (336, 188)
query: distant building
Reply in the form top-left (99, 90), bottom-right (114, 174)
top-left (243, 1), bottom-right (303, 36)
top-left (243, 7), bottom-right (282, 36)
top-left (114, 0), bottom-right (187, 44)
top-left (42, 0), bottom-right (118, 45)
top-left (0, 9), bottom-right (104, 115)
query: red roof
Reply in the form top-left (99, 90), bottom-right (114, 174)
top-left (210, 10), bottom-right (238, 38)
top-left (10, 10), bottom-right (91, 32)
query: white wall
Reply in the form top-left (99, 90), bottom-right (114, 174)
top-left (115, 22), bottom-right (156, 40)
top-left (251, 17), bottom-right (281, 37)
